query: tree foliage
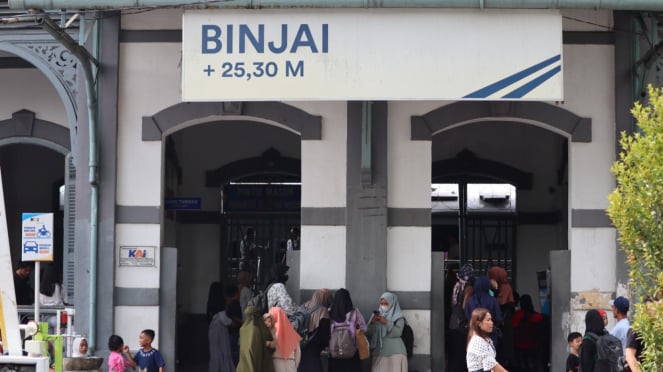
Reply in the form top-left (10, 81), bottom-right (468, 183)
top-left (607, 85), bottom-right (663, 371)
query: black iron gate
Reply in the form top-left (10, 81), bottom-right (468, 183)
top-left (462, 214), bottom-right (517, 283)
top-left (222, 212), bottom-right (299, 291)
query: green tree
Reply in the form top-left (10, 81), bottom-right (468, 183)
top-left (607, 84), bottom-right (663, 371)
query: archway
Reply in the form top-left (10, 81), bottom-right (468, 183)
top-left (145, 101), bottom-right (319, 371)
top-left (418, 101), bottom-right (589, 371)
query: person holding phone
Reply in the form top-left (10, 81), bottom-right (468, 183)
top-left (366, 292), bottom-right (407, 372)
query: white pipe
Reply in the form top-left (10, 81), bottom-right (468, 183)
top-left (8, 0), bottom-right (663, 10)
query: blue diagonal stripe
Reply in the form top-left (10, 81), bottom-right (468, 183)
top-left (502, 65), bottom-right (562, 98)
top-left (463, 54), bottom-right (561, 99)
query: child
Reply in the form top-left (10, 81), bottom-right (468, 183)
top-left (108, 335), bottom-right (136, 372)
top-left (566, 332), bottom-right (582, 372)
top-left (73, 336), bottom-right (88, 357)
top-left (133, 329), bottom-right (166, 372)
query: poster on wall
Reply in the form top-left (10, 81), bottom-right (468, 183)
top-left (182, 9), bottom-right (563, 101)
top-left (21, 212), bottom-right (54, 262)
top-left (119, 246), bottom-right (156, 267)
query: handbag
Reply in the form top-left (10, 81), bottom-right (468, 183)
top-left (354, 309), bottom-right (370, 360)
top-left (356, 328), bottom-right (370, 360)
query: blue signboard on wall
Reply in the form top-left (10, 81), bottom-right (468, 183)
top-left (223, 184), bottom-right (300, 213)
top-left (165, 197), bottom-right (202, 210)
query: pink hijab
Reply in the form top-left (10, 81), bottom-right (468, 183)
top-left (268, 306), bottom-right (301, 359)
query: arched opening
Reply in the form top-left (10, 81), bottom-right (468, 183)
top-left (434, 120), bottom-right (568, 371)
top-left (0, 43), bottom-right (77, 316)
top-left (161, 118), bottom-right (303, 369)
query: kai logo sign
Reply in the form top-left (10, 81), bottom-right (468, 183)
top-left (119, 246), bottom-right (156, 267)
top-left (182, 9), bottom-right (563, 101)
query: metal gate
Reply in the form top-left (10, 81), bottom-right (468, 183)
top-left (222, 212), bottom-right (299, 291)
top-left (462, 214), bottom-right (517, 282)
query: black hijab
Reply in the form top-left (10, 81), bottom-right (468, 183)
top-left (329, 288), bottom-right (354, 322)
top-left (519, 294), bottom-right (535, 314)
top-left (206, 281), bottom-right (225, 321)
top-left (585, 309), bottom-right (605, 335)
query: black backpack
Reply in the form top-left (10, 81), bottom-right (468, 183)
top-left (399, 318), bottom-right (414, 359)
top-left (583, 332), bottom-right (626, 372)
top-left (246, 283), bottom-right (273, 315)
top-left (449, 285), bottom-right (468, 332)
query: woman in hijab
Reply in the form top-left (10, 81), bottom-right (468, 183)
top-left (367, 292), bottom-right (408, 372)
top-left (206, 281), bottom-right (224, 322)
top-left (237, 306), bottom-right (275, 372)
top-left (328, 288), bottom-right (366, 372)
top-left (297, 289), bottom-right (332, 372)
top-left (580, 309), bottom-right (609, 372)
top-left (448, 264), bottom-right (474, 372)
top-left (264, 307), bottom-right (301, 372)
top-left (266, 264), bottom-right (299, 316)
top-left (512, 294), bottom-right (545, 371)
top-left (465, 276), bottom-right (502, 350)
top-left (487, 266), bottom-right (515, 369)
top-left (208, 310), bottom-right (235, 372)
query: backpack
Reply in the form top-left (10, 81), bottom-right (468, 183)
top-left (246, 283), bottom-right (273, 315)
top-left (289, 303), bottom-right (323, 337)
top-left (584, 332), bottom-right (626, 372)
top-left (449, 285), bottom-right (468, 331)
top-left (399, 318), bottom-right (414, 359)
top-left (329, 321), bottom-right (357, 359)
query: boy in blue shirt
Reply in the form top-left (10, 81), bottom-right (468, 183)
top-left (133, 329), bottom-right (166, 372)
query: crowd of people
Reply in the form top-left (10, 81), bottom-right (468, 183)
top-left (208, 263), bottom-right (410, 372)
top-left (12, 258), bottom-right (648, 372)
top-left (448, 263), bottom-right (647, 372)
top-left (448, 263), bottom-right (545, 372)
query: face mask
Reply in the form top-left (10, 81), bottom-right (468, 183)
top-left (380, 305), bottom-right (390, 313)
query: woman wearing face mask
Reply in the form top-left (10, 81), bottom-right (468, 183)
top-left (366, 292), bottom-right (407, 372)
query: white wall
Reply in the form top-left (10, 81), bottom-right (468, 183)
top-left (117, 42), bottom-right (181, 206)
top-left (294, 101), bottom-right (348, 208)
top-left (0, 68), bottom-right (68, 126)
top-left (299, 225), bottom-right (346, 290)
top-left (115, 224), bottom-right (161, 288)
top-left (564, 45), bottom-right (616, 210)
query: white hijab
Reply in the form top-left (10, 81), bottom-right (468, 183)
top-left (72, 337), bottom-right (88, 357)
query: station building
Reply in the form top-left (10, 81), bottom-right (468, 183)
top-left (2, 2), bottom-right (663, 371)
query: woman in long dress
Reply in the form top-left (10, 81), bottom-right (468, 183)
top-left (366, 292), bottom-right (408, 372)
top-left (236, 306), bottom-right (275, 372)
top-left (264, 307), bottom-right (301, 372)
top-left (208, 310), bottom-right (235, 372)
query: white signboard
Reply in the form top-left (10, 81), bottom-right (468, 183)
top-left (21, 212), bottom-right (53, 261)
top-left (119, 246), bottom-right (156, 267)
top-left (182, 9), bottom-right (563, 101)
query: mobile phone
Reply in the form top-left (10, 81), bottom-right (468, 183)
top-left (373, 310), bottom-right (380, 315)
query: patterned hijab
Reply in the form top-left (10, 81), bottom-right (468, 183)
top-left (452, 264), bottom-right (474, 306)
top-left (267, 307), bottom-right (301, 359)
top-left (303, 288), bottom-right (332, 332)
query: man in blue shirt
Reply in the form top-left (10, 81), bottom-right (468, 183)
top-left (609, 296), bottom-right (630, 352)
